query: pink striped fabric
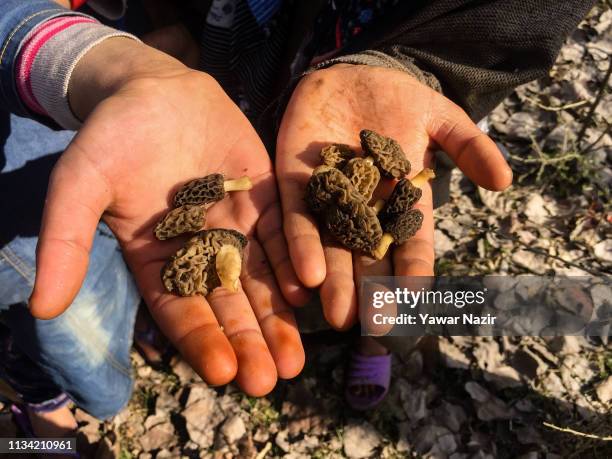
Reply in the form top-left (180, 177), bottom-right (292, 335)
top-left (15, 16), bottom-right (97, 114)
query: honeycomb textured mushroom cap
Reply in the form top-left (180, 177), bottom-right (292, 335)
top-left (320, 144), bottom-right (355, 169)
top-left (325, 199), bottom-right (383, 252)
top-left (360, 129), bottom-right (411, 178)
top-left (174, 173), bottom-right (225, 207)
top-left (161, 228), bottom-right (247, 297)
top-left (383, 208), bottom-right (424, 245)
top-left (161, 235), bottom-right (213, 296)
top-left (342, 157), bottom-right (381, 201)
top-left (154, 204), bottom-right (206, 240)
top-left (379, 178), bottom-right (422, 222)
top-left (305, 166), bottom-right (355, 213)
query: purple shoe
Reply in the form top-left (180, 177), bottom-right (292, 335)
top-left (10, 395), bottom-right (80, 458)
top-left (344, 352), bottom-right (391, 411)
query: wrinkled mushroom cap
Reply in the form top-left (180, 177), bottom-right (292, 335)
top-left (342, 157), bottom-right (381, 202)
top-left (382, 208), bottom-right (423, 245)
top-left (360, 129), bottom-right (411, 178)
top-left (161, 228), bottom-right (247, 296)
top-left (320, 144), bottom-right (355, 169)
top-left (305, 166), bottom-right (355, 213)
top-left (154, 204), bottom-right (206, 240)
top-left (161, 235), bottom-right (214, 296)
top-left (174, 173), bottom-right (225, 207)
top-left (325, 199), bottom-right (383, 252)
top-left (379, 178), bottom-right (422, 221)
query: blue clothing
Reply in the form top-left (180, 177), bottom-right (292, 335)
top-left (0, 0), bottom-right (142, 420)
top-left (0, 114), bottom-right (140, 419)
top-left (0, 1), bottom-right (88, 120)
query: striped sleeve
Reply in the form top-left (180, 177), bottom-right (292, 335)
top-left (14, 15), bottom-right (139, 130)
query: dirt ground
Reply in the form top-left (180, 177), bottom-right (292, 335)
top-left (1, 2), bottom-right (610, 458)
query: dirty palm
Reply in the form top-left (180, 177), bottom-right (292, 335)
top-left (277, 65), bottom-right (512, 329)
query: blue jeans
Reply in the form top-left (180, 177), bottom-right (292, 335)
top-left (0, 112), bottom-right (140, 419)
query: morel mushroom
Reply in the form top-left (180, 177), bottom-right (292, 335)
top-left (342, 157), bottom-right (380, 202)
top-left (320, 144), bottom-right (355, 169)
top-left (173, 173), bottom-right (253, 207)
top-left (305, 166), bottom-right (382, 253)
top-left (326, 198), bottom-right (382, 253)
top-left (305, 165), bottom-right (354, 212)
top-left (154, 204), bottom-right (206, 240)
top-left (360, 129), bottom-right (411, 178)
top-left (378, 179), bottom-right (422, 219)
top-left (372, 168), bottom-right (435, 260)
top-left (161, 228), bottom-right (247, 296)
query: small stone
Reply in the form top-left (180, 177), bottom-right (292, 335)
top-left (403, 350), bottom-right (423, 381)
top-left (516, 426), bottom-right (543, 445)
top-left (343, 421), bottom-right (381, 459)
top-left (396, 422), bottom-right (412, 452)
top-left (220, 415), bottom-right (246, 444)
top-left (144, 413), bottom-right (167, 430)
top-left (523, 194), bottom-right (550, 225)
top-left (137, 365), bottom-right (152, 378)
top-left (559, 42), bottom-right (584, 63)
top-left (438, 218), bottom-right (465, 240)
top-left (515, 398), bottom-right (535, 413)
top-left (156, 391), bottom-right (179, 414)
top-left (171, 357), bottom-right (199, 384)
top-left (253, 428), bottom-right (269, 443)
top-left (511, 250), bottom-right (548, 274)
top-left (503, 112), bottom-right (537, 140)
top-left (414, 425), bottom-right (457, 455)
top-left (493, 290), bottom-right (521, 311)
top-left (434, 401), bottom-right (467, 433)
top-left (593, 240), bottom-right (612, 263)
top-left (439, 338), bottom-right (470, 369)
top-left (275, 429), bottom-right (291, 453)
top-left (139, 422), bottom-right (175, 451)
top-left (541, 372), bottom-right (566, 399)
top-left (515, 276), bottom-right (545, 302)
top-left (292, 435), bottom-right (319, 454)
top-left (155, 448), bottom-right (181, 459)
top-left (465, 382), bottom-right (514, 421)
top-left (595, 376), bottom-right (612, 404)
top-left (435, 229), bottom-right (455, 257)
top-left (591, 283), bottom-right (612, 312)
top-left (111, 408), bottom-right (130, 429)
top-left (401, 386), bottom-right (427, 423)
top-left (183, 385), bottom-right (218, 448)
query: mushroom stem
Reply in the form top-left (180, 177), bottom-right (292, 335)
top-left (372, 233), bottom-right (395, 260)
top-left (223, 176), bottom-right (253, 192)
top-left (372, 199), bottom-right (386, 214)
top-left (363, 156), bottom-right (375, 166)
top-left (410, 168), bottom-right (436, 188)
top-left (313, 165), bottom-right (334, 175)
top-left (215, 245), bottom-right (242, 292)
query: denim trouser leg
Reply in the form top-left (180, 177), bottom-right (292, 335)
top-left (0, 113), bottom-right (140, 419)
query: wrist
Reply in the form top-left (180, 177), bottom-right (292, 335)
top-left (69, 37), bottom-right (188, 120)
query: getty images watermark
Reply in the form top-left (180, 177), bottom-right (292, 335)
top-left (372, 286), bottom-right (493, 326)
top-left (359, 276), bottom-right (611, 337)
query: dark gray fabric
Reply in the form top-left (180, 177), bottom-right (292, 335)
top-left (345, 0), bottom-right (596, 121)
top-left (314, 49), bottom-right (442, 93)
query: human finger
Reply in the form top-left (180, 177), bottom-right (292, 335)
top-left (241, 240), bottom-right (305, 380)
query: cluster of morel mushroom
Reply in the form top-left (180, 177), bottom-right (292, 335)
top-left (155, 174), bottom-right (252, 296)
top-left (306, 129), bottom-right (435, 260)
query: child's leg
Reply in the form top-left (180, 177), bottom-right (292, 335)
top-left (0, 112), bottom-right (140, 420)
top-left (1, 222), bottom-right (140, 419)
